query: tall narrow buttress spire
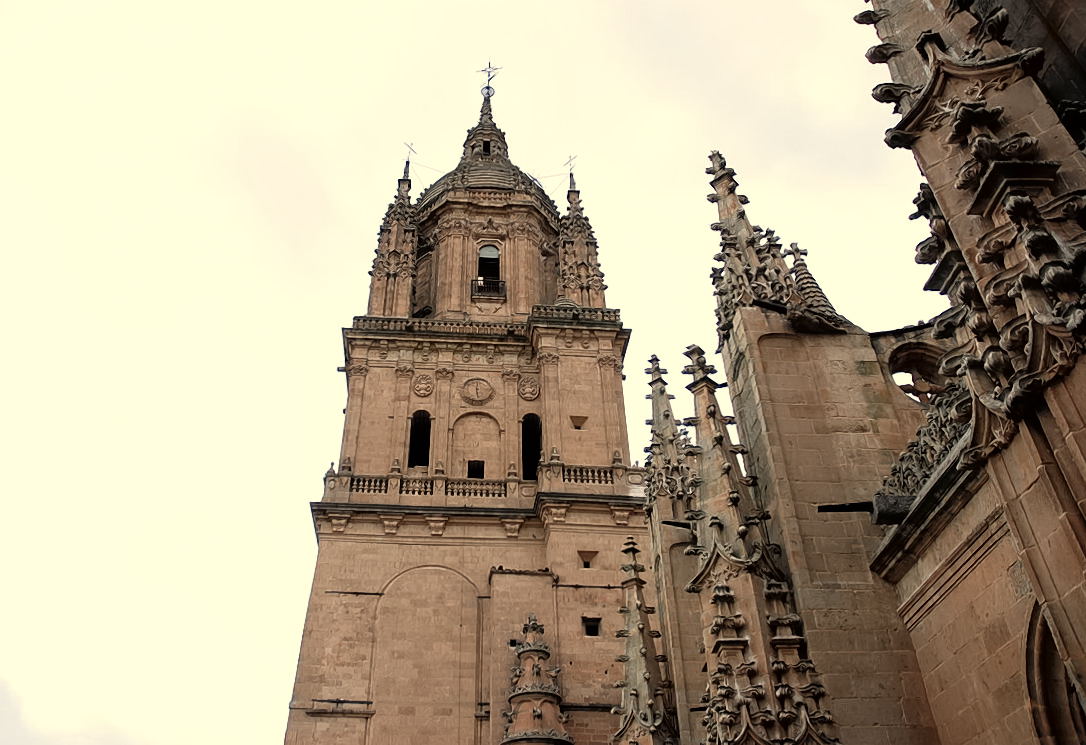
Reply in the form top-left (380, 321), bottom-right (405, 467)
top-left (611, 537), bottom-right (679, 745)
top-left (706, 151), bottom-right (848, 346)
top-left (558, 174), bottom-right (607, 307)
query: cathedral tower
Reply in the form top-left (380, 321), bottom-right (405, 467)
top-left (284, 91), bottom-right (647, 745)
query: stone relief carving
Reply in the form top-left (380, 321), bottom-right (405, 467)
top-left (517, 376), bottom-right (540, 401)
top-left (882, 43), bottom-right (1084, 467)
top-left (412, 374), bottom-right (434, 397)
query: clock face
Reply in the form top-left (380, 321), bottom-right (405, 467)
top-left (461, 377), bottom-right (495, 405)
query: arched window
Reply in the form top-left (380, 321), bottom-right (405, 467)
top-left (477, 245), bottom-right (500, 280)
top-left (1028, 604), bottom-right (1086, 741)
top-left (407, 410), bottom-right (431, 468)
top-left (521, 414), bottom-right (542, 481)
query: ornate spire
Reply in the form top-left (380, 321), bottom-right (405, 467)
top-left (706, 151), bottom-right (848, 346)
top-left (380, 161), bottom-right (415, 230)
top-left (558, 174), bottom-right (607, 307)
top-left (367, 163), bottom-right (417, 316)
top-left (462, 89), bottom-right (510, 161)
top-left (500, 615), bottom-right (573, 745)
top-left (645, 356), bottom-right (701, 516)
top-left (612, 537), bottom-right (679, 745)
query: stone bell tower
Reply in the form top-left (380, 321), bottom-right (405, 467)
top-left (284, 89), bottom-right (648, 745)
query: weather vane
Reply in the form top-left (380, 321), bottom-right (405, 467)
top-left (403, 141), bottom-right (416, 163)
top-left (563, 155), bottom-right (577, 173)
top-left (479, 60), bottom-right (501, 97)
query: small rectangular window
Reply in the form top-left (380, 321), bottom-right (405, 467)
top-left (578, 550), bottom-right (598, 569)
top-left (482, 140), bottom-right (492, 155)
top-left (467, 460), bottom-right (485, 479)
top-left (582, 617), bottom-right (601, 637)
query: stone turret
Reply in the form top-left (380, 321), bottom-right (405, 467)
top-left (501, 616), bottom-right (573, 745)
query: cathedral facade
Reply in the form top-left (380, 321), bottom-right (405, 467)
top-left (286, 1), bottom-right (1086, 744)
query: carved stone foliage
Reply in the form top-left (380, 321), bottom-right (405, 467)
top-left (882, 42), bottom-right (1086, 467)
top-left (706, 152), bottom-right (847, 344)
top-left (873, 384), bottom-right (972, 518)
top-left (370, 247), bottom-right (415, 278)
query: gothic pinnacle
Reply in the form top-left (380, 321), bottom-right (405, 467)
top-left (706, 150), bottom-right (848, 342)
top-left (612, 537), bottom-right (679, 745)
top-left (557, 171), bottom-right (605, 307)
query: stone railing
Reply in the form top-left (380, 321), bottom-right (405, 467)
top-left (399, 477), bottom-right (434, 496)
top-left (349, 475), bottom-right (389, 494)
top-left (336, 473), bottom-right (509, 500)
top-left (561, 465), bottom-right (615, 485)
top-left (872, 383), bottom-right (971, 523)
top-left (446, 478), bottom-right (507, 498)
top-left (352, 316), bottom-right (527, 338)
top-left (529, 305), bottom-right (621, 324)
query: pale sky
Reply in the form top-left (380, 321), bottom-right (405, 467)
top-left (0, 2), bottom-right (945, 744)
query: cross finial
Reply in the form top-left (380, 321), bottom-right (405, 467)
top-left (479, 60), bottom-right (502, 97)
top-left (783, 241), bottom-right (808, 263)
top-left (682, 344), bottom-right (718, 380)
top-left (645, 355), bottom-right (668, 378)
top-left (620, 536), bottom-right (646, 579)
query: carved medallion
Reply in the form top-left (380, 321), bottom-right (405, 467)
top-left (518, 376), bottom-right (540, 401)
top-left (413, 374), bottom-right (434, 397)
top-left (461, 377), bottom-right (495, 405)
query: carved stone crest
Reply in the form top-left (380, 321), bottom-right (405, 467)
top-left (518, 376), bottom-right (540, 401)
top-left (413, 374), bottom-right (435, 397)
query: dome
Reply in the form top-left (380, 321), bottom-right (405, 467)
top-left (414, 94), bottom-right (558, 218)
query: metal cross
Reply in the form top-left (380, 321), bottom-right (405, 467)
top-left (479, 60), bottom-right (502, 87)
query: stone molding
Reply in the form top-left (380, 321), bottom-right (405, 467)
top-left (897, 506), bottom-right (1009, 631)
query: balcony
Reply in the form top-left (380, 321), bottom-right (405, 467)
top-left (471, 278), bottom-right (506, 298)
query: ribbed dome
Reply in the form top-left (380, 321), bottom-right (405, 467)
top-left (415, 94), bottom-right (557, 217)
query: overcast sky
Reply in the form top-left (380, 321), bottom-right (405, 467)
top-left (0, 2), bottom-right (946, 744)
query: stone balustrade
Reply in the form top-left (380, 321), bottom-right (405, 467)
top-left (529, 305), bottom-right (621, 324)
top-left (561, 465), bottom-right (615, 485)
top-left (352, 316), bottom-right (527, 337)
top-left (330, 462), bottom-right (645, 502)
top-left (348, 475), bottom-right (389, 494)
top-left (445, 478), bottom-right (506, 498)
